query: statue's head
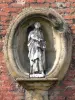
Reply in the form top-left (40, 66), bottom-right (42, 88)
top-left (34, 22), bottom-right (41, 29)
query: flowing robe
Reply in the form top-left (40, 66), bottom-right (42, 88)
top-left (27, 29), bottom-right (46, 74)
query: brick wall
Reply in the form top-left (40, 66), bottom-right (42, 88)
top-left (0, 0), bottom-right (75, 100)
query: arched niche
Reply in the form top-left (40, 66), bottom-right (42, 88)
top-left (4, 7), bottom-right (72, 82)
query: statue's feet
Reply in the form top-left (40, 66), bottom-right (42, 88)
top-left (30, 71), bottom-right (45, 78)
top-left (39, 71), bottom-right (45, 75)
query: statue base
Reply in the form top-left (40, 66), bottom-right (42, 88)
top-left (30, 74), bottom-right (45, 78)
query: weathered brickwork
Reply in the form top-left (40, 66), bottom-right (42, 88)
top-left (0, 0), bottom-right (75, 100)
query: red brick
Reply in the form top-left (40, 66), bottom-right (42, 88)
top-left (0, 4), bottom-right (8, 8)
top-left (46, 0), bottom-right (55, 3)
top-left (0, 52), bottom-right (4, 61)
top-left (65, 2), bottom-right (71, 7)
top-left (30, 3), bottom-right (50, 8)
top-left (56, 96), bottom-right (65, 100)
top-left (51, 3), bottom-right (56, 8)
top-left (24, 3), bottom-right (30, 7)
top-left (64, 89), bottom-right (75, 96)
top-left (37, 0), bottom-right (45, 3)
top-left (56, 0), bottom-right (66, 2)
top-left (1, 30), bottom-right (7, 35)
top-left (73, 30), bottom-right (75, 34)
top-left (0, 40), bottom-right (3, 46)
top-left (10, 13), bottom-right (18, 18)
top-left (10, 3), bottom-right (24, 8)
top-left (3, 7), bottom-right (21, 13)
top-left (68, 70), bottom-right (75, 75)
top-left (0, 0), bottom-right (12, 3)
top-left (3, 96), bottom-right (15, 100)
top-left (0, 12), bottom-right (8, 16)
top-left (26, 0), bottom-right (36, 2)
top-left (64, 15), bottom-right (73, 19)
top-left (1, 16), bottom-right (8, 22)
top-left (67, 20), bottom-right (73, 24)
top-left (69, 95), bottom-right (75, 100)
top-left (1, 74), bottom-right (9, 81)
top-left (2, 25), bottom-right (8, 30)
top-left (71, 15), bottom-right (75, 19)
top-left (71, 25), bottom-right (75, 29)
top-left (71, 3), bottom-right (75, 7)
top-left (0, 95), bottom-right (3, 100)
top-left (65, 8), bottom-right (74, 14)
top-left (68, 0), bottom-right (75, 2)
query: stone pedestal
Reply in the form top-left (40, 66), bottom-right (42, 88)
top-left (17, 78), bottom-right (57, 100)
top-left (25, 90), bottom-right (48, 100)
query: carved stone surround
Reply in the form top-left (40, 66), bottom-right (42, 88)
top-left (4, 7), bottom-right (72, 94)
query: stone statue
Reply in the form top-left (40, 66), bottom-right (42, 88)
top-left (27, 22), bottom-right (46, 77)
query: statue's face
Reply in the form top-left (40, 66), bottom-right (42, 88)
top-left (34, 22), bottom-right (41, 29)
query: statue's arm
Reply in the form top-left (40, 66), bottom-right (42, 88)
top-left (28, 33), bottom-right (31, 41)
